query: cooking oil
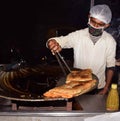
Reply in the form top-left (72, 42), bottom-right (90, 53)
top-left (106, 83), bottom-right (119, 111)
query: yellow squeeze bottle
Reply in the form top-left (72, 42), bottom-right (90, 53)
top-left (106, 84), bottom-right (119, 111)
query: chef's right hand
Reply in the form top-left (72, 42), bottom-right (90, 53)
top-left (47, 39), bottom-right (62, 55)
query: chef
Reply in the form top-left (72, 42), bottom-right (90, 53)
top-left (46, 4), bottom-right (116, 95)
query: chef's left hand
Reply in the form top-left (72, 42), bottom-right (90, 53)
top-left (98, 87), bottom-right (108, 95)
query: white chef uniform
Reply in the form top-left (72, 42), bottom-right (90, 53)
top-left (49, 28), bottom-right (116, 89)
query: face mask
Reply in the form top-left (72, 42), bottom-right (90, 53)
top-left (88, 23), bottom-right (104, 37)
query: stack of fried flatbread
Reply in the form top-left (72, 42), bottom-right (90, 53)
top-left (66, 69), bottom-right (93, 83)
top-left (43, 69), bottom-right (97, 98)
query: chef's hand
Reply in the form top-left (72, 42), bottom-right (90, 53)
top-left (98, 87), bottom-right (108, 95)
top-left (47, 39), bottom-right (62, 54)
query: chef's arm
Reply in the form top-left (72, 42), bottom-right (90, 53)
top-left (99, 67), bottom-right (115, 95)
top-left (105, 67), bottom-right (115, 89)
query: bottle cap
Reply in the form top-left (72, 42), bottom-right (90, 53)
top-left (111, 84), bottom-right (117, 89)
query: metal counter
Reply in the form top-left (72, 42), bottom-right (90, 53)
top-left (0, 94), bottom-right (112, 121)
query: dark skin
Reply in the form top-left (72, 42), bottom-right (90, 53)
top-left (88, 15), bottom-right (110, 28)
top-left (47, 16), bottom-right (114, 95)
top-left (47, 39), bottom-right (62, 54)
top-left (98, 69), bottom-right (114, 95)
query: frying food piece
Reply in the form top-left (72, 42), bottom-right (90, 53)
top-left (66, 69), bottom-right (92, 83)
top-left (43, 79), bottom-right (97, 98)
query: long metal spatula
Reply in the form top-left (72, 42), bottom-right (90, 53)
top-left (55, 52), bottom-right (71, 76)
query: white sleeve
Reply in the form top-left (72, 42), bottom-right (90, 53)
top-left (106, 36), bottom-right (116, 67)
top-left (46, 30), bottom-right (80, 49)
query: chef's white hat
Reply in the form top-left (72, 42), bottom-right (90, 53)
top-left (90, 4), bottom-right (112, 24)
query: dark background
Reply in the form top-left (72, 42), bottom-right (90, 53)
top-left (0, 0), bottom-right (120, 64)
